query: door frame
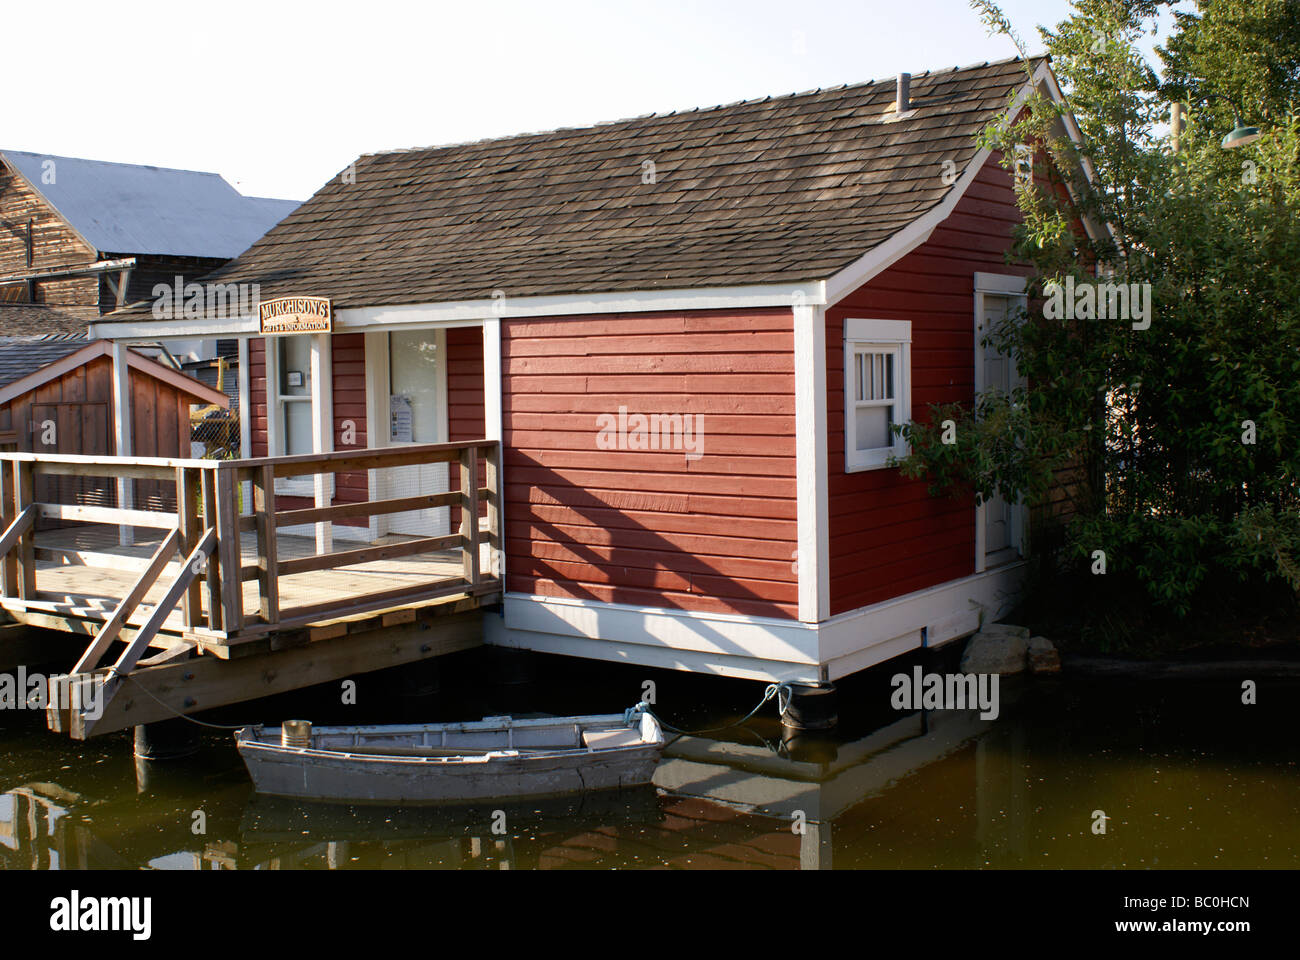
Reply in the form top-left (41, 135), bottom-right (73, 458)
top-left (973, 272), bottom-right (1029, 572)
top-left (364, 328), bottom-right (449, 539)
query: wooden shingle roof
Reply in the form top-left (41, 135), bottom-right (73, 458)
top-left (118, 56), bottom-right (1043, 315)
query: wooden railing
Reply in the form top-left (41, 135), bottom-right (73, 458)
top-left (0, 440), bottom-right (502, 659)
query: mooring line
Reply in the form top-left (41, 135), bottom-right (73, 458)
top-left (637, 681), bottom-right (791, 736)
top-left (119, 673), bottom-right (254, 731)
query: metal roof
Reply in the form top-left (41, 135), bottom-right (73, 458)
top-left (1, 150), bottom-right (300, 259)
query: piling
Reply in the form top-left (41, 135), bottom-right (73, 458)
top-left (779, 681), bottom-right (839, 730)
top-left (132, 718), bottom-right (201, 760)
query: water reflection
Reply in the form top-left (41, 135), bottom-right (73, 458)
top-left (1, 667), bottom-right (1297, 870)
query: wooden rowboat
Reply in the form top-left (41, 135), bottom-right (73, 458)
top-left (234, 707), bottom-right (664, 804)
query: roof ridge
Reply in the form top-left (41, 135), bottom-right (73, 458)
top-left (0, 148), bottom-right (233, 181)
top-left (358, 54), bottom-right (1036, 161)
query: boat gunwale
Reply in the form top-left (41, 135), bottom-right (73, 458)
top-left (235, 711), bottom-right (664, 766)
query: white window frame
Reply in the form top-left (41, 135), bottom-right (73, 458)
top-left (844, 317), bottom-right (911, 472)
top-left (973, 273), bottom-right (1029, 569)
top-left (264, 334), bottom-right (332, 499)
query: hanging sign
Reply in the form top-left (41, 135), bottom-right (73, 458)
top-left (258, 296), bottom-right (333, 334)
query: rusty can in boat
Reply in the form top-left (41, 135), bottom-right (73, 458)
top-left (281, 720), bottom-right (312, 748)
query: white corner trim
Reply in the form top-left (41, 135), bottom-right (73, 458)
top-left (794, 303), bottom-right (829, 624)
top-left (481, 318), bottom-right (505, 580)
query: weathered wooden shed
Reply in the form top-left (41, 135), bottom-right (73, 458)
top-left (0, 339), bottom-right (228, 511)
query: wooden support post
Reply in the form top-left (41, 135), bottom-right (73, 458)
top-left (176, 467), bottom-right (202, 629)
top-left (215, 465), bottom-right (243, 635)
top-left (110, 341), bottom-right (134, 547)
top-left (0, 460), bottom-right (18, 597)
top-left (459, 447), bottom-right (480, 586)
top-left (253, 463), bottom-right (279, 625)
top-left (200, 468), bottom-right (222, 632)
top-left (15, 460), bottom-right (36, 600)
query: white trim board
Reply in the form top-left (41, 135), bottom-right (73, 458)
top-left (88, 281), bottom-right (827, 343)
top-left (794, 302), bottom-right (829, 623)
top-left (490, 561), bottom-right (1025, 683)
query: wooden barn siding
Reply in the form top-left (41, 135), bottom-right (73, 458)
top-left (0, 164), bottom-right (98, 305)
top-left (501, 309), bottom-right (799, 620)
top-left (826, 152), bottom-right (1031, 615)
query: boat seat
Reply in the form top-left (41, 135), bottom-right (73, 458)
top-left (582, 728), bottom-right (642, 750)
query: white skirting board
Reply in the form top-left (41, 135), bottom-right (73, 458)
top-left (485, 562), bottom-right (1026, 682)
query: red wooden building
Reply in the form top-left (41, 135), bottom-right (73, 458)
top-left (90, 56), bottom-right (1093, 683)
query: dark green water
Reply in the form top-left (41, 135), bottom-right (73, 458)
top-left (1, 647), bottom-right (1296, 869)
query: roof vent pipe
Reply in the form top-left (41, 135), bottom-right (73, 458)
top-left (896, 73), bottom-right (911, 113)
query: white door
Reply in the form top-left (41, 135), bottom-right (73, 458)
top-left (977, 293), bottom-right (1022, 566)
top-left (384, 330), bottom-right (449, 537)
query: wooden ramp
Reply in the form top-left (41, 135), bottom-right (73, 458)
top-left (0, 441), bottom-right (502, 738)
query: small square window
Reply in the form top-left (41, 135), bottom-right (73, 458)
top-left (844, 319), bottom-right (911, 471)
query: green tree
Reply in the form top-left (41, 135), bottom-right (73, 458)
top-left (898, 0), bottom-right (1300, 647)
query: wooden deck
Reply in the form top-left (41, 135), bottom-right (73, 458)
top-left (0, 440), bottom-right (503, 738)
top-left (24, 524), bottom-right (491, 656)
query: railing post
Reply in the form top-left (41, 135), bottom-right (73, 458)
top-left (214, 463), bottom-right (243, 635)
top-left (200, 466), bottom-right (223, 632)
top-left (459, 445), bottom-right (481, 587)
top-left (253, 463), bottom-right (279, 625)
top-left (176, 466), bottom-right (202, 629)
top-left (484, 442), bottom-right (501, 579)
top-left (15, 460), bottom-right (36, 600)
top-left (1, 458), bottom-right (17, 597)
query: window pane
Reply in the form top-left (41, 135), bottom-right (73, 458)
top-left (280, 336), bottom-right (312, 396)
top-left (885, 353), bottom-right (895, 400)
top-left (283, 399), bottom-right (313, 455)
top-left (389, 331), bottom-right (440, 443)
top-left (855, 404), bottom-right (892, 451)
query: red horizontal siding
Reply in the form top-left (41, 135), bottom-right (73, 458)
top-left (446, 326), bottom-right (486, 524)
top-left (502, 308), bottom-right (798, 620)
top-left (826, 151), bottom-right (1032, 615)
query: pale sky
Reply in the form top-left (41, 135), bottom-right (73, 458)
top-left (6, 0), bottom-right (1177, 201)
